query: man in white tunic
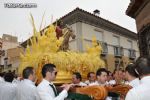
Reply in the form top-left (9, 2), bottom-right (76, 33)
top-left (16, 67), bottom-right (40, 100)
top-left (84, 72), bottom-right (96, 85)
top-left (125, 56), bottom-right (150, 100)
top-left (89, 68), bottom-right (108, 86)
top-left (108, 69), bottom-right (124, 85)
top-left (125, 63), bottom-right (140, 88)
top-left (72, 72), bottom-right (87, 86)
top-left (37, 63), bottom-right (72, 100)
top-left (0, 72), bottom-right (16, 100)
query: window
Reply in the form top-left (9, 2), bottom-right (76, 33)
top-left (95, 31), bottom-right (103, 41)
top-left (127, 40), bottom-right (136, 59)
top-left (114, 46), bottom-right (123, 57)
top-left (4, 58), bottom-right (8, 67)
top-left (128, 40), bottom-right (132, 49)
top-left (101, 42), bottom-right (108, 55)
top-left (97, 41), bottom-right (108, 55)
top-left (128, 49), bottom-right (136, 59)
top-left (113, 36), bottom-right (123, 57)
top-left (113, 36), bottom-right (119, 46)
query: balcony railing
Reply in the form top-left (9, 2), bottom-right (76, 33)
top-left (114, 46), bottom-right (123, 57)
top-left (128, 49), bottom-right (136, 59)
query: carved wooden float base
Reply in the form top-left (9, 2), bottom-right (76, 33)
top-left (70, 86), bottom-right (108, 100)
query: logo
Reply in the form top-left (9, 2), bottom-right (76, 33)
top-left (4, 3), bottom-right (37, 8)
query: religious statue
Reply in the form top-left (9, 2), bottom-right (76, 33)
top-left (58, 24), bottom-right (76, 51)
top-left (55, 20), bottom-right (64, 39)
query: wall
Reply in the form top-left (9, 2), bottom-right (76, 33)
top-left (82, 23), bottom-right (139, 55)
top-left (81, 23), bottom-right (139, 71)
top-left (2, 41), bottom-right (19, 50)
top-left (136, 2), bottom-right (150, 31)
top-left (58, 22), bottom-right (139, 71)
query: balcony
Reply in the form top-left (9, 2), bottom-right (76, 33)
top-left (114, 46), bottom-right (123, 57)
top-left (128, 49), bottom-right (136, 59)
top-left (0, 50), bottom-right (5, 56)
top-left (0, 65), bottom-right (4, 70)
top-left (97, 41), bottom-right (108, 56)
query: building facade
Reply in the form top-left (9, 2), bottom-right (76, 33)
top-left (22, 8), bottom-right (139, 72)
top-left (126, 0), bottom-right (150, 57)
top-left (62, 8), bottom-right (139, 71)
top-left (0, 34), bottom-right (21, 72)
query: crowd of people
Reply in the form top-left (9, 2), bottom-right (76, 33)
top-left (0, 56), bottom-right (150, 100)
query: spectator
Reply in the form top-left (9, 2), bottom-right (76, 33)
top-left (72, 72), bottom-right (87, 86)
top-left (16, 67), bottom-right (40, 100)
top-left (125, 63), bottom-right (140, 87)
top-left (90, 68), bottom-right (108, 86)
top-left (0, 72), bottom-right (16, 100)
top-left (125, 56), bottom-right (150, 100)
top-left (85, 72), bottom-right (96, 85)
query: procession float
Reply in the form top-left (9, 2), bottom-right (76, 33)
top-left (19, 15), bottom-right (105, 84)
top-left (19, 15), bottom-right (131, 100)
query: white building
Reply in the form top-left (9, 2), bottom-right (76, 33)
top-left (22, 8), bottom-right (139, 71)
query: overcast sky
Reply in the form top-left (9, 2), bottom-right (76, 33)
top-left (0, 0), bottom-right (136, 42)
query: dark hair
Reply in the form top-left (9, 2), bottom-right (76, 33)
top-left (42, 64), bottom-right (56, 78)
top-left (23, 67), bottom-right (34, 79)
top-left (96, 68), bottom-right (108, 76)
top-left (0, 72), bottom-right (5, 77)
top-left (87, 72), bottom-right (95, 78)
top-left (73, 72), bottom-right (82, 81)
top-left (113, 68), bottom-right (123, 74)
top-left (125, 63), bottom-right (139, 78)
top-left (135, 56), bottom-right (150, 76)
top-left (4, 72), bottom-right (14, 82)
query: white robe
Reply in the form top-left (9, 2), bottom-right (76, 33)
top-left (12, 78), bottom-right (21, 84)
top-left (16, 79), bottom-right (40, 100)
top-left (37, 79), bottom-right (68, 100)
top-left (89, 81), bottom-right (108, 86)
top-left (0, 82), bottom-right (17, 100)
top-left (129, 78), bottom-right (140, 88)
top-left (78, 82), bottom-right (87, 86)
top-left (125, 76), bottom-right (150, 100)
top-left (0, 77), bottom-right (4, 83)
top-left (84, 80), bottom-right (95, 85)
top-left (108, 80), bottom-right (116, 85)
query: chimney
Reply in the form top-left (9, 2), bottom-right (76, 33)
top-left (93, 9), bottom-right (100, 16)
